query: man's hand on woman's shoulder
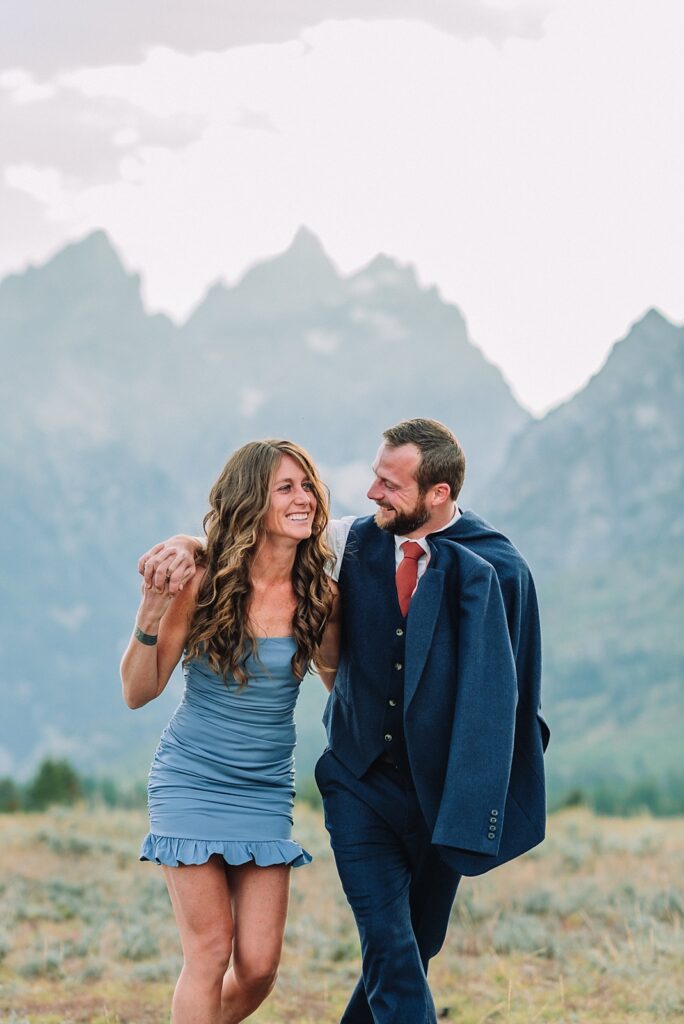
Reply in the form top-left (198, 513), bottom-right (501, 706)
top-left (138, 535), bottom-right (205, 595)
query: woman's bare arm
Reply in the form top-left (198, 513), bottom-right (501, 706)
top-left (120, 569), bottom-right (204, 709)
top-left (315, 582), bottom-right (341, 693)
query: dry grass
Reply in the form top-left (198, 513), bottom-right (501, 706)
top-left (0, 805), bottom-right (682, 1023)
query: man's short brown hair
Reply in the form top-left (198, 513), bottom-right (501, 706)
top-left (382, 418), bottom-right (466, 499)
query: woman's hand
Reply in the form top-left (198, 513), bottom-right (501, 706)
top-left (138, 534), bottom-right (205, 595)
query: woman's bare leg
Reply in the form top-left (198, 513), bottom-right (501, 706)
top-left (163, 856), bottom-right (234, 1024)
top-left (220, 863), bottom-right (290, 1024)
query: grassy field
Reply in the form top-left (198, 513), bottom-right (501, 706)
top-left (0, 805), bottom-right (682, 1023)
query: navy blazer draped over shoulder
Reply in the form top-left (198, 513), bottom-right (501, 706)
top-left (324, 511), bottom-right (549, 877)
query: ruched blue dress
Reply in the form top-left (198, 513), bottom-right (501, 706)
top-left (140, 637), bottom-right (311, 869)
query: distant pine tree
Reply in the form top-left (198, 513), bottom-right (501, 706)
top-left (25, 759), bottom-right (82, 810)
top-left (0, 778), bottom-right (21, 812)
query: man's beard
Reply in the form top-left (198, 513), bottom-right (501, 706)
top-left (374, 493), bottom-right (430, 536)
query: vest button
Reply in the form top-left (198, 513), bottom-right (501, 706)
top-left (388, 699), bottom-right (397, 707)
top-left (384, 734), bottom-right (393, 742)
top-left (394, 662), bottom-right (403, 671)
top-left (395, 627), bottom-right (404, 636)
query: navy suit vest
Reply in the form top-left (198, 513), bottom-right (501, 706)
top-left (323, 517), bottom-right (438, 777)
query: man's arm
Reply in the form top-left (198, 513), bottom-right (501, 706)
top-left (140, 515), bottom-right (358, 595)
top-left (138, 535), bottom-right (206, 595)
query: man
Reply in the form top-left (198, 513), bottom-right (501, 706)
top-left (142, 418), bottom-right (549, 1024)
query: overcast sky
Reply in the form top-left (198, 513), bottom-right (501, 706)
top-left (2, 0), bottom-right (682, 414)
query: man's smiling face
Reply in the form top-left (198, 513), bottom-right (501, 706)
top-left (366, 442), bottom-right (431, 536)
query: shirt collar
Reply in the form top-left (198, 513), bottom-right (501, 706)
top-left (394, 504), bottom-right (460, 557)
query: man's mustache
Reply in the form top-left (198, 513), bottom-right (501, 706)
top-left (376, 502), bottom-right (395, 511)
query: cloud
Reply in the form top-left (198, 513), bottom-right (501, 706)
top-left (233, 108), bottom-right (279, 134)
top-left (0, 72), bottom-right (206, 187)
top-left (239, 387), bottom-right (268, 417)
top-left (0, 179), bottom-right (70, 274)
top-left (0, 68), bottom-right (56, 102)
top-left (1, 0), bottom-right (551, 76)
top-left (1, 1), bottom-right (682, 415)
top-left (305, 330), bottom-right (341, 355)
top-left (4, 164), bottom-right (69, 217)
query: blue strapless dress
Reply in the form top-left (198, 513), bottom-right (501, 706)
top-left (140, 637), bottom-right (311, 868)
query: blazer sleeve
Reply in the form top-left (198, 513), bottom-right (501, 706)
top-left (431, 559), bottom-right (518, 856)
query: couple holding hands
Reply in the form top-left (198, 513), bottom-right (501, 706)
top-left (120, 417), bottom-right (549, 1024)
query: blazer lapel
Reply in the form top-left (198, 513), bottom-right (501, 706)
top-left (405, 542), bottom-right (445, 709)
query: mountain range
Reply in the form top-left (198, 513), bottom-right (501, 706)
top-left (1, 229), bottom-right (682, 797)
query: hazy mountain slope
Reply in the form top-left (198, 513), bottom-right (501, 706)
top-left (475, 310), bottom-right (684, 790)
top-left (180, 227), bottom-right (529, 501)
top-left (476, 310), bottom-right (684, 578)
top-left (1, 229), bottom-right (528, 776)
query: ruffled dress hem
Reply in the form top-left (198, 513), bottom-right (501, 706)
top-left (140, 833), bottom-right (312, 868)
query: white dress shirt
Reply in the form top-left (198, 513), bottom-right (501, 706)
top-left (326, 506), bottom-right (460, 583)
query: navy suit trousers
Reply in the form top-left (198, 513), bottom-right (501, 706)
top-left (315, 750), bottom-right (461, 1024)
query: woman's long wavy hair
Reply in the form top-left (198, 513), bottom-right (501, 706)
top-left (184, 440), bottom-right (335, 686)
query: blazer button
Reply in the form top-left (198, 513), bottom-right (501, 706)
top-left (394, 662), bottom-right (403, 671)
top-left (384, 734), bottom-right (393, 742)
top-left (396, 627), bottom-right (404, 636)
top-left (388, 699), bottom-right (397, 707)
top-left (491, 809), bottom-right (498, 816)
top-left (487, 832), bottom-right (496, 840)
top-left (490, 817), bottom-right (497, 824)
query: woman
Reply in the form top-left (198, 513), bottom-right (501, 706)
top-left (120, 439), bottom-right (339, 1024)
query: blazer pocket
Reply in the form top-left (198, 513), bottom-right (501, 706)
top-left (514, 707), bottom-right (548, 783)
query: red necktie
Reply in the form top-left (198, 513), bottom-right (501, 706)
top-left (396, 541), bottom-right (424, 617)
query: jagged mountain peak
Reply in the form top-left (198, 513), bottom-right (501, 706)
top-left (0, 229), bottom-right (138, 305)
top-left (39, 229), bottom-right (131, 283)
top-left (0, 229), bottom-right (145, 334)
top-left (285, 225), bottom-right (333, 261)
top-left (575, 308), bottom-right (683, 408)
top-left (188, 228), bottom-right (342, 326)
top-left (477, 309), bottom-right (683, 578)
top-left (610, 307), bottom-right (681, 355)
top-left (635, 306), bottom-right (672, 330)
top-left (348, 251), bottom-right (419, 293)
top-left (236, 226), bottom-right (340, 290)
